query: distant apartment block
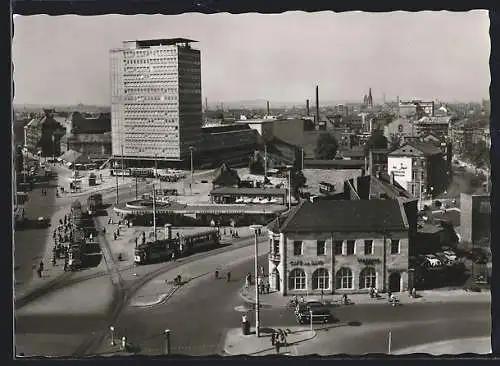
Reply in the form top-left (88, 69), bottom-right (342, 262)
top-left (399, 100), bottom-right (434, 118)
top-left (110, 38), bottom-right (202, 163)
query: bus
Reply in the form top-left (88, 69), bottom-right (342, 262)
top-left (87, 193), bottom-right (103, 215)
top-left (134, 229), bottom-right (220, 265)
top-left (110, 168), bottom-right (132, 177)
top-left (319, 181), bottom-right (335, 194)
top-left (130, 168), bottom-right (155, 178)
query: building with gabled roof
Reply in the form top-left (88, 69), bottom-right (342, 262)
top-left (266, 199), bottom-right (410, 296)
top-left (212, 162), bottom-right (241, 189)
top-left (388, 140), bottom-right (449, 197)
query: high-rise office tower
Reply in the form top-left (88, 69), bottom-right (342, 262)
top-left (110, 38), bottom-right (202, 164)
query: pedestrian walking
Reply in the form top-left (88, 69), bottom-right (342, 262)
top-left (227, 271), bottom-right (231, 282)
top-left (37, 261), bottom-right (44, 278)
top-left (275, 340), bottom-right (281, 354)
top-left (271, 331), bottom-right (276, 346)
top-left (266, 281), bottom-right (270, 294)
top-left (64, 259), bottom-right (68, 272)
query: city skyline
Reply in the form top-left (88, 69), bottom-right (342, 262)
top-left (13, 11), bottom-right (490, 106)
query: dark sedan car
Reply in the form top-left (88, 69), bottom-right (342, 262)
top-left (295, 301), bottom-right (333, 324)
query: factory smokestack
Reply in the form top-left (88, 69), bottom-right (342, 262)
top-left (267, 101), bottom-right (270, 116)
top-left (315, 85), bottom-right (320, 124)
top-left (306, 99), bottom-right (310, 116)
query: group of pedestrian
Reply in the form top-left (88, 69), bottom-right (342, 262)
top-left (40, 187), bottom-right (48, 196)
top-left (51, 212), bottom-right (76, 272)
top-left (368, 287), bottom-right (380, 299)
top-left (271, 329), bottom-right (288, 354)
top-left (257, 276), bottom-right (271, 294)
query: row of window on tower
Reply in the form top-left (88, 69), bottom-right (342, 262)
top-left (292, 239), bottom-right (401, 256)
top-left (287, 267), bottom-right (377, 290)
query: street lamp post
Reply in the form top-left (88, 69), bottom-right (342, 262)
top-left (250, 224), bottom-right (262, 337)
top-left (121, 145), bottom-right (125, 182)
top-left (109, 326), bottom-right (115, 346)
top-left (383, 232), bottom-right (387, 293)
top-left (388, 329), bottom-right (392, 354)
top-left (309, 309), bottom-right (313, 332)
top-left (189, 146), bottom-right (194, 195)
top-left (164, 329), bottom-right (171, 355)
top-left (115, 164), bottom-right (119, 205)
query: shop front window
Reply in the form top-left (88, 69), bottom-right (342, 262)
top-left (288, 268), bottom-right (306, 290)
top-left (335, 267), bottom-right (353, 289)
top-left (359, 267), bottom-right (377, 289)
top-left (312, 268), bottom-right (330, 290)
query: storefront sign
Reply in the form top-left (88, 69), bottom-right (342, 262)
top-left (290, 260), bottom-right (325, 266)
top-left (358, 258), bottom-right (381, 265)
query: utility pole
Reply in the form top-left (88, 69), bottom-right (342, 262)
top-left (250, 225), bottom-right (262, 337)
top-left (287, 166), bottom-right (292, 210)
top-left (301, 148), bottom-right (305, 171)
top-left (121, 145), bottom-right (125, 181)
top-left (135, 175), bottom-right (138, 200)
top-left (153, 184), bottom-right (157, 242)
top-left (264, 143), bottom-right (267, 179)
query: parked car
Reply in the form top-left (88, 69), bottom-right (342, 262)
top-left (295, 301), bottom-right (333, 324)
top-left (36, 216), bottom-right (50, 228)
top-left (435, 252), bottom-right (453, 266)
top-left (442, 250), bottom-right (458, 262)
top-left (423, 254), bottom-right (442, 267)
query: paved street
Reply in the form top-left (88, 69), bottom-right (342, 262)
top-left (14, 172), bottom-right (59, 287)
top-left (110, 255), bottom-right (491, 356)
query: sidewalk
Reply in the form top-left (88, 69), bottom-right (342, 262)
top-left (223, 326), bottom-right (316, 356)
top-left (239, 286), bottom-right (491, 308)
top-left (15, 169), bottom-right (78, 303)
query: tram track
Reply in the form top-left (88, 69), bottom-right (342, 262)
top-left (73, 234), bottom-right (257, 356)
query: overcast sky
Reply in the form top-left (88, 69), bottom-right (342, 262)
top-left (12, 11), bottom-right (490, 106)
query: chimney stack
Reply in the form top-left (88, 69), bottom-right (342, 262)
top-left (267, 101), bottom-right (270, 116)
top-left (315, 85), bottom-right (320, 123)
top-left (306, 99), bottom-right (310, 116)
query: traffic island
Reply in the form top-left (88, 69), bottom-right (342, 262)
top-left (223, 326), bottom-right (316, 356)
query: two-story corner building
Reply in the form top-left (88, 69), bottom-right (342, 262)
top-left (266, 200), bottom-right (410, 296)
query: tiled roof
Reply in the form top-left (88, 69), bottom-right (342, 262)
top-left (389, 140), bottom-right (442, 157)
top-left (272, 199), bottom-right (408, 233)
top-left (212, 162), bottom-right (241, 186)
top-left (210, 187), bottom-right (287, 196)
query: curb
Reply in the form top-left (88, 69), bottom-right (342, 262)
top-left (237, 289), bottom-right (491, 308)
top-left (128, 271), bottom-right (212, 308)
top-left (239, 288), bottom-right (274, 308)
top-left (223, 330), bottom-right (317, 356)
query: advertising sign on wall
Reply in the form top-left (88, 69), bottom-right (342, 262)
top-left (387, 157), bottom-right (413, 189)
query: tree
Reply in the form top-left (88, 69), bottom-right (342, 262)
top-left (365, 129), bottom-right (388, 155)
top-left (249, 152), bottom-right (265, 175)
top-left (388, 134), bottom-right (402, 151)
top-left (314, 133), bottom-right (339, 159)
top-left (290, 168), bottom-right (307, 199)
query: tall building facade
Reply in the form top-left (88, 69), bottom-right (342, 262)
top-left (110, 38), bottom-right (202, 164)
